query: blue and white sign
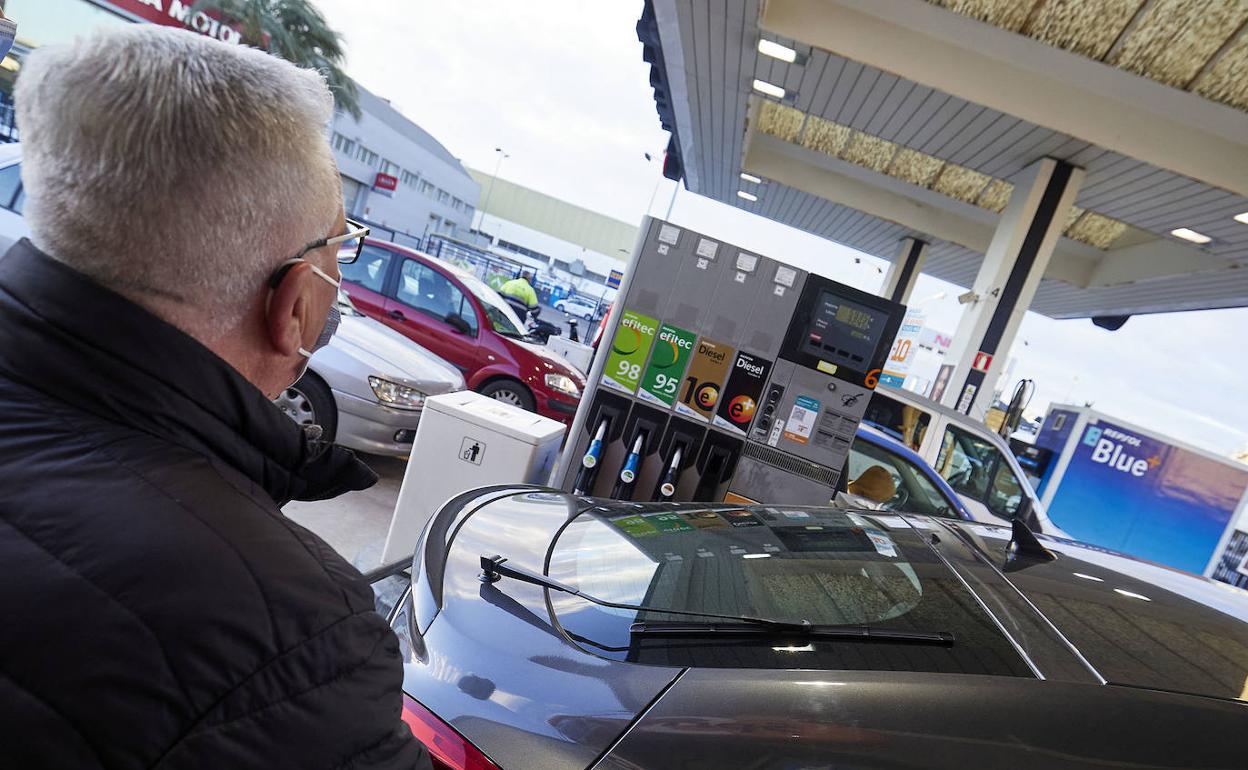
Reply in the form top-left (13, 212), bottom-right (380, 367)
top-left (1046, 419), bottom-right (1248, 574)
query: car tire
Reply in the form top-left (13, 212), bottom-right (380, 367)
top-left (274, 372), bottom-right (338, 443)
top-left (555, 301), bottom-right (566, 312)
top-left (478, 379), bottom-right (536, 412)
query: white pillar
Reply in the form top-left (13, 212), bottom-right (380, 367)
top-left (940, 158), bottom-right (1084, 416)
top-left (880, 237), bottom-right (928, 304)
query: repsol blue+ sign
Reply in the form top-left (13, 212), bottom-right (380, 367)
top-left (1045, 420), bottom-right (1247, 574)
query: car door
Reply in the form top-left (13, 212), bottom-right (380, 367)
top-left (339, 243), bottom-right (394, 318)
top-left (383, 257), bottom-right (480, 373)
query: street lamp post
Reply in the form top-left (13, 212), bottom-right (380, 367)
top-left (478, 147), bottom-right (509, 239)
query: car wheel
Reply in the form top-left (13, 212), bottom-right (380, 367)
top-left (478, 379), bottom-right (536, 412)
top-left (555, 301), bottom-right (566, 312)
top-left (274, 372), bottom-right (338, 443)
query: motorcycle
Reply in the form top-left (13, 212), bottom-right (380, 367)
top-left (525, 305), bottom-right (563, 344)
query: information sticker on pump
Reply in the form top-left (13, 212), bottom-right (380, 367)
top-left (638, 323), bottom-right (697, 407)
top-left (677, 337), bottom-right (734, 422)
top-left (713, 351), bottom-right (773, 435)
top-left (782, 395), bottom-right (820, 444)
top-left (602, 309), bottom-right (659, 394)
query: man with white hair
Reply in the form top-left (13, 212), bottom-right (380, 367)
top-left (0, 25), bottom-right (430, 769)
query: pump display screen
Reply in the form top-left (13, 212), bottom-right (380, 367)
top-left (800, 290), bottom-right (888, 367)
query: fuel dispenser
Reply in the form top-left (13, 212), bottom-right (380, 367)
top-left (555, 218), bottom-right (904, 506)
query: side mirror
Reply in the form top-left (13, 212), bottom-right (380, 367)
top-left (445, 313), bottom-right (471, 335)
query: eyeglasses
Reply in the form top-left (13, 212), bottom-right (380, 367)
top-left (292, 217), bottom-right (370, 265)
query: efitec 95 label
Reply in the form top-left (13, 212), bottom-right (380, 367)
top-left (602, 309), bottom-right (659, 394)
top-left (638, 323), bottom-right (697, 406)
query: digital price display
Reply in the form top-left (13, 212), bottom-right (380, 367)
top-left (800, 290), bottom-right (888, 367)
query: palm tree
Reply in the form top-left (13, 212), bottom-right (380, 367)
top-left (192, 0), bottom-right (360, 118)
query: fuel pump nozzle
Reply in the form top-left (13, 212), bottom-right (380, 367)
top-left (612, 431), bottom-right (647, 500)
top-left (572, 418), bottom-right (609, 496)
top-left (654, 445), bottom-right (683, 502)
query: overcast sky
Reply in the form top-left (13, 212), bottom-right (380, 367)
top-left (314, 0), bottom-right (1248, 459)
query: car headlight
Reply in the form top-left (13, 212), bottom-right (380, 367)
top-left (368, 376), bottom-right (426, 409)
top-left (545, 373), bottom-right (580, 397)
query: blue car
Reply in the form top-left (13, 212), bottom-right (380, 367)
top-left (847, 423), bottom-right (974, 521)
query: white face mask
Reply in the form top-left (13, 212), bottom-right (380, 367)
top-left (269, 257), bottom-right (342, 358)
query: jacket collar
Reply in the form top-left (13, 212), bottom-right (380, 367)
top-left (0, 238), bottom-right (376, 505)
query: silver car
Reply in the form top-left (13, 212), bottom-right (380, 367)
top-left (273, 292), bottom-right (464, 456)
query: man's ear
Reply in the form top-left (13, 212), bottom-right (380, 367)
top-left (266, 263), bottom-right (313, 356)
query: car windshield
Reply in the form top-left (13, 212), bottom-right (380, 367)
top-left (457, 272), bottom-right (527, 338)
top-left (547, 505), bottom-right (1032, 674)
top-left (846, 438), bottom-right (959, 518)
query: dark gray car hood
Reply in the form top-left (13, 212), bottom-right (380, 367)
top-left (596, 669), bottom-right (1248, 770)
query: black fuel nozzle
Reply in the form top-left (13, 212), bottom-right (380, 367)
top-left (654, 445), bottom-right (684, 502)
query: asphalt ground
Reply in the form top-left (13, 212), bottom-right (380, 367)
top-left (284, 451), bottom-right (409, 572)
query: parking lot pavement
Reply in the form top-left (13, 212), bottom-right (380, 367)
top-left (284, 451), bottom-right (409, 571)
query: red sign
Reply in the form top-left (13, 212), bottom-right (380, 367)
top-left (372, 172), bottom-right (399, 197)
top-left (972, 351), bottom-right (993, 373)
top-left (101, 0), bottom-right (245, 44)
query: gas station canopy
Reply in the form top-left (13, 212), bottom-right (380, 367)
top-left (638, 0), bottom-right (1248, 319)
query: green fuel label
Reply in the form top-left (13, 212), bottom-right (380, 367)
top-left (637, 323), bottom-right (696, 406)
top-left (602, 309), bottom-right (659, 394)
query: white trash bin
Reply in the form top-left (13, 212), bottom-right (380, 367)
top-left (380, 391), bottom-right (565, 563)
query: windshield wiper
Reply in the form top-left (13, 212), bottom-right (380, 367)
top-left (480, 554), bottom-right (812, 632)
top-left (480, 554), bottom-right (954, 645)
top-left (629, 621), bottom-right (954, 646)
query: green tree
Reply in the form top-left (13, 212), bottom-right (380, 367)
top-left (192, 0), bottom-right (360, 118)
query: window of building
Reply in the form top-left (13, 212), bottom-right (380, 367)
top-left (420, 180), bottom-right (436, 197)
top-left (380, 159), bottom-right (400, 177)
top-left (444, 221), bottom-right (457, 234)
top-left (331, 132), bottom-right (356, 156)
top-left (451, 197), bottom-right (463, 211)
top-left (464, 205), bottom-right (475, 222)
top-left (438, 189), bottom-right (450, 204)
top-left (400, 170), bottom-right (421, 188)
top-left (355, 145), bottom-right (379, 167)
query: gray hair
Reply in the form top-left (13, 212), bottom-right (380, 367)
top-left (16, 25), bottom-right (342, 334)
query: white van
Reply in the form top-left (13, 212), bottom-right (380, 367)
top-left (864, 386), bottom-right (1067, 536)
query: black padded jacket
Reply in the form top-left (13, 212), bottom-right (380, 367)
top-left (0, 239), bottom-right (431, 769)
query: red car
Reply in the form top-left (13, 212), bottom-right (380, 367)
top-left (339, 240), bottom-right (585, 424)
